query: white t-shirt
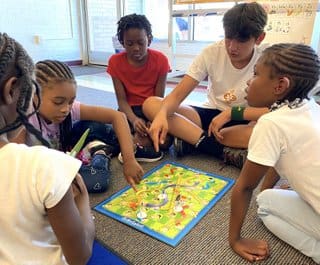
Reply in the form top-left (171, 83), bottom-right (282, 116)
top-left (0, 143), bottom-right (81, 265)
top-left (187, 40), bottom-right (268, 110)
top-left (248, 99), bottom-right (320, 214)
top-left (29, 100), bottom-right (81, 150)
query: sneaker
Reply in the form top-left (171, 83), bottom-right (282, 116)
top-left (118, 143), bottom-right (163, 163)
top-left (173, 137), bottom-right (195, 157)
top-left (159, 134), bottom-right (174, 151)
top-left (222, 147), bottom-right (247, 169)
top-left (84, 140), bottom-right (114, 157)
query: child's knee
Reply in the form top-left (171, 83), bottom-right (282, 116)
top-left (142, 96), bottom-right (162, 118)
top-left (79, 156), bottom-right (111, 193)
top-left (256, 189), bottom-right (274, 210)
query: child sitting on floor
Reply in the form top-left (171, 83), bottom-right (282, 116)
top-left (107, 13), bottom-right (171, 163)
top-left (229, 43), bottom-right (320, 263)
top-left (143, 2), bottom-right (268, 169)
top-left (29, 60), bottom-right (143, 192)
top-left (0, 32), bottom-right (95, 265)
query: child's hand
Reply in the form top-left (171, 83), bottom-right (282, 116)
top-left (231, 238), bottom-right (270, 262)
top-left (208, 108), bottom-right (231, 141)
top-left (123, 159), bottom-right (144, 192)
top-left (133, 118), bottom-right (148, 136)
top-left (147, 113), bottom-right (168, 152)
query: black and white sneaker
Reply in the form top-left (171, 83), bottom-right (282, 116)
top-left (173, 137), bottom-right (195, 157)
top-left (118, 143), bottom-right (163, 163)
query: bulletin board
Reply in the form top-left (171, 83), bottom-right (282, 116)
top-left (174, 0), bottom-right (234, 3)
top-left (258, 0), bottom-right (318, 45)
top-left (173, 0), bottom-right (318, 45)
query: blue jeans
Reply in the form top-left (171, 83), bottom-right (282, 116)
top-left (257, 189), bottom-right (320, 263)
top-left (79, 154), bottom-right (111, 193)
top-left (70, 120), bottom-right (120, 193)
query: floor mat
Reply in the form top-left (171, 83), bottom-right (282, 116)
top-left (87, 240), bottom-right (128, 265)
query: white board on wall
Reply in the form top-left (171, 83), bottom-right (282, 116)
top-left (33, 0), bottom-right (72, 40)
top-left (257, 0), bottom-right (318, 45)
top-left (0, 0), bottom-right (72, 40)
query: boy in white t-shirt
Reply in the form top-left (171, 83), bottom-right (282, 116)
top-left (143, 2), bottom-right (268, 167)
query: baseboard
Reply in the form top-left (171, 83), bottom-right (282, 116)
top-left (64, 60), bottom-right (83, 66)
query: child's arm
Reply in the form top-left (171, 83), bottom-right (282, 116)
top-left (47, 174), bottom-right (94, 265)
top-left (209, 107), bottom-right (269, 141)
top-left (229, 160), bottom-right (270, 262)
top-left (112, 77), bottom-right (147, 136)
top-left (148, 74), bottom-right (199, 152)
top-left (79, 104), bottom-right (144, 189)
top-left (154, 74), bottom-right (168, 98)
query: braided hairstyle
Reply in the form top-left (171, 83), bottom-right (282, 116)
top-left (35, 60), bottom-right (75, 151)
top-left (260, 43), bottom-right (320, 102)
top-left (223, 2), bottom-right (267, 41)
top-left (0, 33), bottom-right (49, 146)
top-left (117, 13), bottom-right (153, 45)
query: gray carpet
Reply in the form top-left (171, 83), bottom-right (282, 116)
top-left (91, 155), bottom-right (316, 265)
top-left (74, 66), bottom-right (316, 265)
top-left (71, 65), bottom-right (106, 76)
top-left (76, 86), bottom-right (118, 110)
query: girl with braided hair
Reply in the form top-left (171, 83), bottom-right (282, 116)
top-left (29, 59), bottom-right (143, 192)
top-left (229, 43), bottom-right (320, 263)
top-left (0, 33), bottom-right (94, 264)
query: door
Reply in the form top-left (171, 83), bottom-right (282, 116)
top-left (84, 0), bottom-right (143, 65)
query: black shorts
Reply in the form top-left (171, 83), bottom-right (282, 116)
top-left (128, 105), bottom-right (148, 133)
top-left (131, 105), bottom-right (148, 121)
top-left (191, 106), bottom-right (249, 130)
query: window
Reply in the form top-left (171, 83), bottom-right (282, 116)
top-left (172, 2), bottom-right (236, 42)
top-left (144, 1), bottom-right (170, 39)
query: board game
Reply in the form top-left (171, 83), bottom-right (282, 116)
top-left (94, 161), bottom-right (234, 246)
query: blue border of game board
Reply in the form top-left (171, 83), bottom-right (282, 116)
top-left (94, 160), bottom-right (235, 247)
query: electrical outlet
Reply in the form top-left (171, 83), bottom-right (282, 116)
top-left (33, 35), bottom-right (40, 45)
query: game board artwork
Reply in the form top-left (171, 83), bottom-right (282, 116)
top-left (94, 161), bottom-right (235, 247)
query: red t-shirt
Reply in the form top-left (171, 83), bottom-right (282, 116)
top-left (107, 48), bottom-right (170, 106)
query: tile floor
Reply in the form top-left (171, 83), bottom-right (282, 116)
top-left (75, 72), bottom-right (207, 106)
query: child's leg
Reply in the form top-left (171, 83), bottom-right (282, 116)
top-left (143, 97), bottom-right (204, 144)
top-left (218, 123), bottom-right (254, 148)
top-left (133, 126), bottom-right (173, 150)
top-left (71, 120), bottom-right (120, 156)
top-left (132, 105), bottom-right (173, 151)
top-left (79, 144), bottom-right (112, 193)
top-left (257, 189), bottom-right (320, 263)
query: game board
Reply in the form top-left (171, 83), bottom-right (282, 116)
top-left (94, 161), bottom-right (235, 247)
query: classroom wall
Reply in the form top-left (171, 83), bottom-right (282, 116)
top-left (0, 0), bottom-right (82, 63)
top-left (0, 0), bottom-right (319, 65)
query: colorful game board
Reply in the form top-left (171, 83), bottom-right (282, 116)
top-left (94, 161), bottom-right (234, 247)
